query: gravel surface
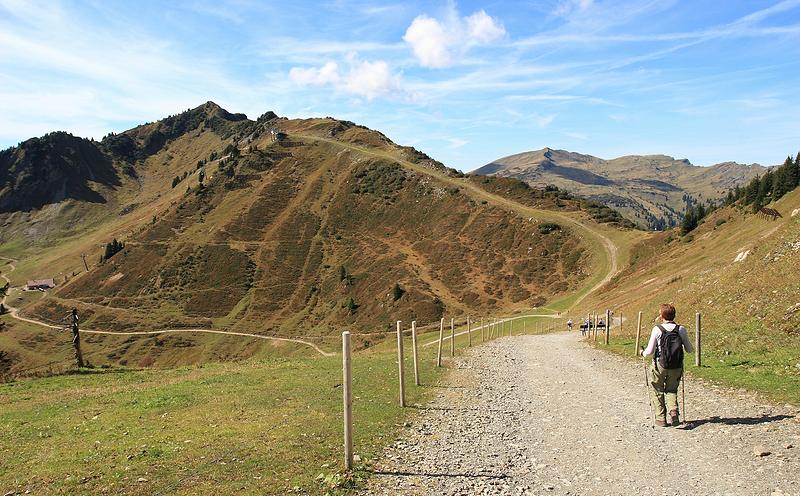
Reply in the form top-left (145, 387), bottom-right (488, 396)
top-left (363, 333), bottom-right (800, 495)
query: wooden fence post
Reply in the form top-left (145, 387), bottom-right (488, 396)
top-left (396, 321), bottom-right (405, 407)
top-left (71, 308), bottom-right (84, 368)
top-left (695, 312), bottom-right (702, 367)
top-left (437, 318), bottom-right (444, 367)
top-left (467, 316), bottom-right (472, 347)
top-left (411, 321), bottom-right (420, 386)
top-left (450, 318), bottom-right (455, 356)
top-left (605, 309), bottom-right (610, 345)
top-left (586, 312), bottom-right (590, 338)
top-left (635, 311), bottom-right (642, 355)
top-left (342, 331), bottom-right (353, 471)
top-left (481, 317), bottom-right (485, 342)
top-left (510, 319), bottom-right (513, 336)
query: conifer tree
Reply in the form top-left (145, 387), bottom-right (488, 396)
top-left (681, 207), bottom-right (697, 235)
top-left (744, 176), bottom-right (760, 205)
top-left (756, 169), bottom-right (773, 206)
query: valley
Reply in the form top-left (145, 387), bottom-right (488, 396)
top-left (1, 104), bottom-right (798, 496)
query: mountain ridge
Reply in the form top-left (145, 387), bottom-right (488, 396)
top-left (475, 147), bottom-right (768, 229)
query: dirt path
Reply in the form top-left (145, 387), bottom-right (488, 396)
top-left (0, 256), bottom-right (333, 357)
top-left (364, 333), bottom-right (799, 495)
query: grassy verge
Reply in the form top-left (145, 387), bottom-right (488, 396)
top-left (3, 316), bottom-right (547, 495)
top-left (597, 330), bottom-right (800, 406)
top-left (0, 327), bottom-right (468, 495)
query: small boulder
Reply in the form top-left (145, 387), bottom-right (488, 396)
top-left (753, 445), bottom-right (771, 457)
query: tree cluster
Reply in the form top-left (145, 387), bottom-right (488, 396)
top-left (681, 201), bottom-right (714, 235)
top-left (728, 152), bottom-right (800, 212)
top-left (102, 238), bottom-right (125, 262)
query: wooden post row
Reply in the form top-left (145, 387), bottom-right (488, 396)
top-left (411, 321), bottom-right (420, 386)
top-left (437, 318), bottom-right (444, 367)
top-left (342, 331), bottom-right (353, 471)
top-left (396, 320), bottom-right (405, 407)
top-left (695, 312), bottom-right (702, 367)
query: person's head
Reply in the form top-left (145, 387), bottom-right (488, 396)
top-left (659, 303), bottom-right (676, 322)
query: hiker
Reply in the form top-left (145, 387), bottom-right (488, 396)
top-left (641, 303), bottom-right (694, 427)
top-left (567, 319), bottom-right (573, 331)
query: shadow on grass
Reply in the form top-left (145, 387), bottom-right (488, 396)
top-left (683, 414), bottom-right (794, 430)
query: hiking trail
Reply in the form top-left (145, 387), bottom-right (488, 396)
top-left (0, 256), bottom-right (333, 357)
top-left (364, 333), bottom-right (799, 495)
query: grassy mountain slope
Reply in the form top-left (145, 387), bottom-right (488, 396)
top-left (581, 187), bottom-right (800, 402)
top-left (0, 103), bottom-right (639, 372)
top-left (476, 147), bottom-right (766, 229)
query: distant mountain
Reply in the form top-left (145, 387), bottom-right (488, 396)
top-left (0, 132), bottom-right (120, 213)
top-left (475, 148), bottom-right (768, 229)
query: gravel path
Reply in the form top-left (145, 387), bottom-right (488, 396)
top-left (363, 333), bottom-right (799, 495)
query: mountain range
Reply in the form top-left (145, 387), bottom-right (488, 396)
top-left (475, 148), bottom-right (768, 229)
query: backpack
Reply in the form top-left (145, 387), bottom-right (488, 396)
top-left (656, 324), bottom-right (684, 369)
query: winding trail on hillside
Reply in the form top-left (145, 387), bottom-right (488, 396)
top-left (295, 134), bottom-right (620, 310)
top-left (0, 256), bottom-right (333, 357)
top-left (364, 333), bottom-right (800, 495)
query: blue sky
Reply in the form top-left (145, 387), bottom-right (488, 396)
top-left (1, 0), bottom-right (799, 171)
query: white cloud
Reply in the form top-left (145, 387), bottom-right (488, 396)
top-left (289, 55), bottom-right (405, 100)
top-left (344, 59), bottom-right (400, 99)
top-left (466, 10), bottom-right (506, 44)
top-left (404, 15), bottom-right (452, 68)
top-left (403, 7), bottom-right (505, 68)
top-left (289, 61), bottom-right (340, 86)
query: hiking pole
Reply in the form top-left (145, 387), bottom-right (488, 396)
top-left (681, 372), bottom-right (687, 425)
top-left (641, 348), bottom-right (655, 425)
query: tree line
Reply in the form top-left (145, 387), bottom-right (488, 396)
top-left (727, 152), bottom-right (800, 212)
top-left (681, 151), bottom-right (800, 235)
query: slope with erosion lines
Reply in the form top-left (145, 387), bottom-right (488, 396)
top-left (17, 116), bottom-right (596, 359)
top-left (292, 132), bottom-right (635, 311)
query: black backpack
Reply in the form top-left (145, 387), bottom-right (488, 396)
top-left (656, 324), bottom-right (684, 369)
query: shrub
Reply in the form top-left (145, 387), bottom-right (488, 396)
top-left (715, 218), bottom-right (726, 227)
top-left (539, 223), bottom-right (561, 234)
top-left (392, 283), bottom-right (405, 301)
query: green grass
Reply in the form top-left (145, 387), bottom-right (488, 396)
top-left (1, 324), bottom-right (502, 494)
top-left (599, 329), bottom-right (800, 406)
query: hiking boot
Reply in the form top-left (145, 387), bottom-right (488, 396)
top-left (655, 419), bottom-right (668, 427)
top-left (669, 410), bottom-right (681, 426)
